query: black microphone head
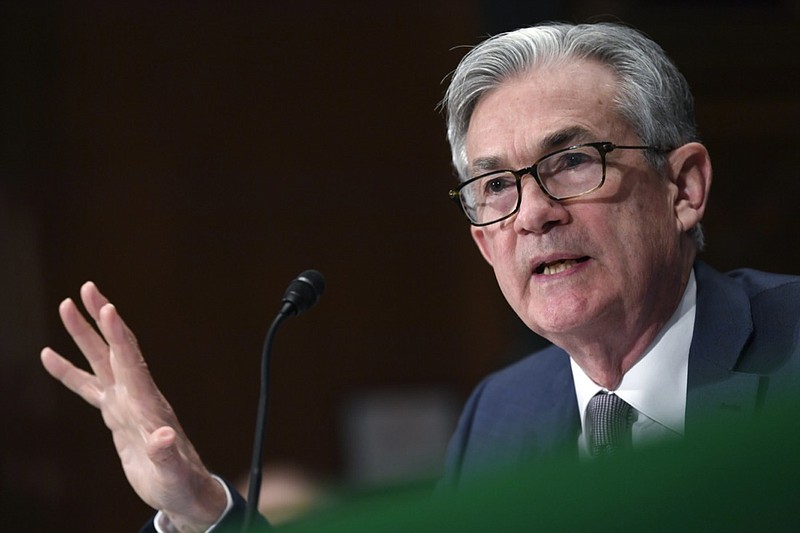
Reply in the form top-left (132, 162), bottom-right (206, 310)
top-left (281, 269), bottom-right (325, 316)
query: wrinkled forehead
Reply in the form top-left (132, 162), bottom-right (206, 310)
top-left (464, 60), bottom-right (626, 170)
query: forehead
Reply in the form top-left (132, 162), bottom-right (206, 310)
top-left (465, 60), bottom-right (627, 170)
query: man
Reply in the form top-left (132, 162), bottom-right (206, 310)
top-left (40, 22), bottom-right (799, 531)
top-left (439, 22), bottom-right (800, 487)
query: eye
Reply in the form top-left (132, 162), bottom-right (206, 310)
top-left (481, 173), bottom-right (516, 195)
top-left (554, 150), bottom-right (594, 170)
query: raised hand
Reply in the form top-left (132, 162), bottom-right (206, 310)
top-left (40, 282), bottom-right (227, 531)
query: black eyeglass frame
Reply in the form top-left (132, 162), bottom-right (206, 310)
top-left (448, 141), bottom-right (666, 227)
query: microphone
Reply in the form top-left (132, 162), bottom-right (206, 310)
top-left (244, 270), bottom-right (326, 531)
top-left (279, 269), bottom-right (326, 317)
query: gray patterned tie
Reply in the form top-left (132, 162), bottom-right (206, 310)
top-left (587, 392), bottom-right (633, 457)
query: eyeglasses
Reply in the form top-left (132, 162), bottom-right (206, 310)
top-left (449, 141), bottom-right (662, 226)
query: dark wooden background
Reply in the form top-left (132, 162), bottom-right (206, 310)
top-left (2, 1), bottom-right (798, 529)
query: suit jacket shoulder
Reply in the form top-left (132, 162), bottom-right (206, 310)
top-left (687, 261), bottom-right (800, 425)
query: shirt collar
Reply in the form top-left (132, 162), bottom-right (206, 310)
top-left (571, 269), bottom-right (696, 435)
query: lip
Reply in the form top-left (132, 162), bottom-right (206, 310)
top-left (531, 254), bottom-right (592, 277)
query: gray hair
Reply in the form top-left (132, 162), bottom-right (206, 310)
top-left (443, 22), bottom-right (704, 248)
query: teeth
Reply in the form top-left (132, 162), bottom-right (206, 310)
top-left (542, 259), bottom-right (577, 276)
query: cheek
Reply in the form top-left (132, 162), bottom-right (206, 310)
top-left (489, 239), bottom-right (517, 285)
top-left (641, 190), bottom-right (681, 243)
top-left (485, 234), bottom-right (528, 302)
top-left (616, 194), bottom-right (680, 269)
top-left (493, 268), bottom-right (530, 325)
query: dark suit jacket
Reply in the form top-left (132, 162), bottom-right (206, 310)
top-left (441, 260), bottom-right (800, 488)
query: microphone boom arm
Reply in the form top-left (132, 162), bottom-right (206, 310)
top-left (243, 311), bottom-right (287, 531)
top-left (243, 270), bottom-right (325, 531)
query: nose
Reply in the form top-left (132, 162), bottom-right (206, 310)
top-left (512, 176), bottom-right (570, 234)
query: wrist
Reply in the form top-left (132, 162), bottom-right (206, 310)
top-left (159, 475), bottom-right (230, 533)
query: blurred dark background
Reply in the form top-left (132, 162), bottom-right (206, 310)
top-left (2, 0), bottom-right (798, 529)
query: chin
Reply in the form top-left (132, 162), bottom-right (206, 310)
top-left (522, 303), bottom-right (599, 340)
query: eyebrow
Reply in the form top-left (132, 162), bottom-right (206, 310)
top-left (470, 155), bottom-right (505, 174)
top-left (538, 126), bottom-right (594, 153)
top-left (469, 125), bottom-right (596, 176)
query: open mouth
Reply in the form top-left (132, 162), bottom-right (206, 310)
top-left (534, 256), bottom-right (590, 276)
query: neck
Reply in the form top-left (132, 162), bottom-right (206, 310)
top-left (557, 256), bottom-right (696, 390)
top-left (566, 330), bottom-right (662, 390)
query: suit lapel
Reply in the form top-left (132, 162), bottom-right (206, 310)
top-left (532, 352), bottom-right (580, 457)
top-left (686, 261), bottom-right (763, 432)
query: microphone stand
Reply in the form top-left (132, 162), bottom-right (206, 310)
top-left (243, 310), bottom-right (288, 531)
top-left (242, 270), bottom-right (324, 531)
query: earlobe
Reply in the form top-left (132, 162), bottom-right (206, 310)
top-left (471, 226), bottom-right (495, 266)
top-left (670, 142), bottom-right (713, 234)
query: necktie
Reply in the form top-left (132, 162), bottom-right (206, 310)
top-left (587, 392), bottom-right (633, 457)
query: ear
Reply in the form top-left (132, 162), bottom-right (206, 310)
top-left (668, 142), bottom-right (712, 235)
top-left (470, 226), bottom-right (495, 267)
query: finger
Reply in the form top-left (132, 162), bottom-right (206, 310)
top-left (40, 347), bottom-right (103, 408)
top-left (97, 303), bottom-right (161, 401)
top-left (80, 281), bottom-right (111, 323)
top-left (147, 426), bottom-right (179, 465)
top-left (59, 297), bottom-right (115, 384)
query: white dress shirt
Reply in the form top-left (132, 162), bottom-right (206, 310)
top-left (572, 270), bottom-right (696, 458)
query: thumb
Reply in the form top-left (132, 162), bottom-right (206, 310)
top-left (146, 426), bottom-right (179, 465)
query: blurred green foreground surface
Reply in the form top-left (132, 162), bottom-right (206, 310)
top-left (264, 393), bottom-right (799, 532)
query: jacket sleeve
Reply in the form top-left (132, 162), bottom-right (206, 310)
top-left (139, 477), bottom-right (272, 533)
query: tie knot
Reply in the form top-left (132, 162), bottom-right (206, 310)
top-left (587, 392), bottom-right (633, 457)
